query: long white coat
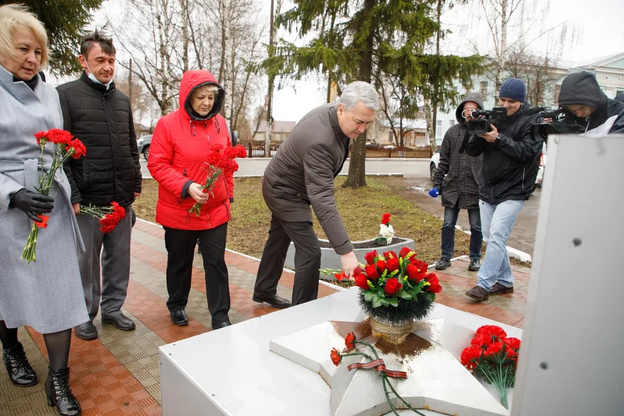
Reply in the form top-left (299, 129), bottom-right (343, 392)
top-left (0, 65), bottom-right (88, 333)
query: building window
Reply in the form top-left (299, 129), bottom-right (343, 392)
top-left (436, 120), bottom-right (442, 139)
top-left (480, 81), bottom-right (488, 99)
top-left (554, 85), bottom-right (561, 105)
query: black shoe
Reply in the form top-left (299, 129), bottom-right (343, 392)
top-left (252, 294), bottom-right (291, 308)
top-left (102, 312), bottom-right (135, 331)
top-left (74, 322), bottom-right (98, 340)
top-left (45, 367), bottom-right (81, 416)
top-left (2, 342), bottom-right (37, 387)
top-left (211, 319), bottom-right (232, 330)
top-left (468, 259), bottom-right (481, 271)
top-left (170, 310), bottom-right (188, 326)
top-left (435, 257), bottom-right (451, 270)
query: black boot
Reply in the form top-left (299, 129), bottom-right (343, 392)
top-left (2, 342), bottom-right (37, 386)
top-left (45, 367), bottom-right (81, 416)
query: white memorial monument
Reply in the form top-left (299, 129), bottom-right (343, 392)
top-left (159, 135), bottom-right (624, 415)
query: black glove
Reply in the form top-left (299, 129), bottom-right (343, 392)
top-left (10, 189), bottom-right (54, 222)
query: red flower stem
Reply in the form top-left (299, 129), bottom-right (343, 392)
top-left (340, 351), bottom-right (374, 361)
top-left (354, 339), bottom-right (380, 360)
top-left (381, 374), bottom-right (426, 415)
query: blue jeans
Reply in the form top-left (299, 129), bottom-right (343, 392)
top-left (476, 199), bottom-right (524, 290)
top-left (441, 207), bottom-right (483, 260)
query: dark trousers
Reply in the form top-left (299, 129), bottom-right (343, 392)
top-left (441, 206), bottom-right (483, 260)
top-left (164, 223), bottom-right (230, 322)
top-left (254, 214), bottom-right (321, 305)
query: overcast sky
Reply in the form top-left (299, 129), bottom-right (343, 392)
top-left (270, 0), bottom-right (624, 122)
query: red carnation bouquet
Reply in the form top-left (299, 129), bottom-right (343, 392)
top-left (189, 143), bottom-right (247, 216)
top-left (460, 325), bottom-right (521, 409)
top-left (79, 202), bottom-right (126, 233)
top-left (22, 129), bottom-right (86, 263)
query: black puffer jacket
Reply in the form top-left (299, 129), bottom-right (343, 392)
top-left (466, 103), bottom-right (542, 204)
top-left (559, 71), bottom-right (624, 134)
top-left (58, 73), bottom-right (141, 207)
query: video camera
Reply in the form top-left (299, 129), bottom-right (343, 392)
top-left (531, 108), bottom-right (584, 141)
top-left (467, 107), bottom-right (507, 135)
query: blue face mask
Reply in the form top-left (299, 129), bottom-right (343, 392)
top-left (85, 62), bottom-right (113, 90)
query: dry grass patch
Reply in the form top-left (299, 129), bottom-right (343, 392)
top-left (135, 176), bottom-right (477, 265)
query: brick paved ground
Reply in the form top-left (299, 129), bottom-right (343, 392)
top-left (0, 219), bottom-right (529, 415)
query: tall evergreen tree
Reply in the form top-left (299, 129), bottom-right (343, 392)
top-left (1, 0), bottom-right (104, 75)
top-left (264, 0), bottom-right (484, 188)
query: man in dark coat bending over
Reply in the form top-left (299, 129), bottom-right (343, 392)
top-left (253, 81), bottom-right (379, 307)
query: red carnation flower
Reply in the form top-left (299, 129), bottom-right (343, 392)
top-left (475, 325), bottom-right (507, 341)
top-left (330, 348), bottom-right (341, 366)
top-left (34, 215), bottom-right (50, 228)
top-left (484, 341), bottom-right (505, 356)
top-left (345, 333), bottom-right (356, 350)
top-left (460, 345), bottom-right (482, 370)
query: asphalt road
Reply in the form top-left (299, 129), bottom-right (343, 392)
top-left (140, 157), bottom-right (539, 259)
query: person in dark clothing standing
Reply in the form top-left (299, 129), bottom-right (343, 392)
top-left (558, 71), bottom-right (624, 135)
top-left (464, 78), bottom-right (542, 302)
top-left (58, 31), bottom-right (141, 340)
top-left (253, 81), bottom-right (379, 307)
top-left (430, 92), bottom-right (484, 272)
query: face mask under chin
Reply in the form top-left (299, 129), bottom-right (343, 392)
top-left (85, 62), bottom-right (113, 90)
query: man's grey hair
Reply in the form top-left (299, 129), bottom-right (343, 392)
top-left (338, 81), bottom-right (379, 111)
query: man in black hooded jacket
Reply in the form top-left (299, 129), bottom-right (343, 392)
top-left (558, 71), bottom-right (624, 135)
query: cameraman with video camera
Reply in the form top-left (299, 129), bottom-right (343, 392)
top-left (558, 71), bottom-right (624, 135)
top-left (464, 78), bottom-right (543, 303)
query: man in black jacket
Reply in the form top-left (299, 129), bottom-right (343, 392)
top-left (558, 71), bottom-right (624, 135)
top-left (58, 31), bottom-right (141, 340)
top-left (430, 92), bottom-right (484, 272)
top-left (253, 81), bottom-right (378, 307)
top-left (464, 78), bottom-right (542, 302)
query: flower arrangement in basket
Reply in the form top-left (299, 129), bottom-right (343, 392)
top-left (355, 247), bottom-right (442, 323)
top-left (460, 325), bottom-right (521, 409)
top-left (21, 129), bottom-right (86, 262)
top-left (189, 143), bottom-right (247, 216)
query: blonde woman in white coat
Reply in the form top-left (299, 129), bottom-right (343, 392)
top-left (0, 5), bottom-right (87, 415)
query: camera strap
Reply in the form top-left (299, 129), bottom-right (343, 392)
top-left (458, 130), bottom-right (471, 154)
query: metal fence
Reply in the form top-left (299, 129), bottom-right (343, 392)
top-left (244, 142), bottom-right (431, 159)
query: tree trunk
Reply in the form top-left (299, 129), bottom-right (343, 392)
top-left (344, 0), bottom-right (375, 189)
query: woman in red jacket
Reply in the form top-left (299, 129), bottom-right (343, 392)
top-left (148, 70), bottom-right (233, 329)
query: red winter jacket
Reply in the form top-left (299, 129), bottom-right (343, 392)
top-left (147, 70), bottom-right (233, 230)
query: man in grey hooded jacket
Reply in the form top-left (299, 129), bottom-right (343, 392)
top-left (253, 81), bottom-right (378, 307)
top-left (430, 92), bottom-right (484, 272)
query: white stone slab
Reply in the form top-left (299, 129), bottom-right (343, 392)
top-left (271, 320), bottom-right (509, 416)
top-left (160, 287), bottom-right (521, 416)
